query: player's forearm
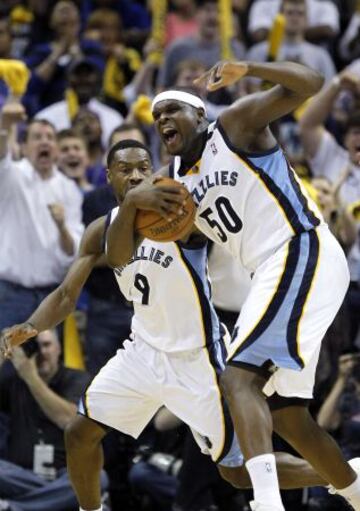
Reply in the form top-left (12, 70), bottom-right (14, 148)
top-left (26, 375), bottom-right (77, 429)
top-left (106, 197), bottom-right (140, 268)
top-left (299, 77), bottom-right (341, 130)
top-left (245, 61), bottom-right (324, 97)
top-left (27, 286), bottom-right (78, 332)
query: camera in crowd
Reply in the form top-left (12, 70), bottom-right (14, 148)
top-left (132, 444), bottom-right (183, 477)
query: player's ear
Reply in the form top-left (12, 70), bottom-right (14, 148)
top-left (196, 107), bottom-right (206, 124)
top-left (105, 167), bottom-right (111, 183)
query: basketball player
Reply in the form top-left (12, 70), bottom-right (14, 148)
top-left (106, 61), bottom-right (360, 511)
top-left (1, 140), bottom-right (327, 511)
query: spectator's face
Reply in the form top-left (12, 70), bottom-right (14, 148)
top-left (0, 20), bottom-right (11, 58)
top-left (69, 68), bottom-right (101, 104)
top-left (36, 331), bottom-right (61, 381)
top-left (88, 17), bottom-right (121, 55)
top-left (73, 109), bottom-right (103, 144)
top-left (175, 65), bottom-right (207, 96)
top-left (110, 128), bottom-right (145, 147)
top-left (197, 3), bottom-right (219, 40)
top-left (344, 127), bottom-right (360, 165)
top-left (283, 2), bottom-right (307, 37)
top-left (23, 123), bottom-right (58, 174)
top-left (107, 147), bottom-right (152, 200)
top-left (58, 136), bottom-right (89, 179)
top-left (51, 0), bottom-right (80, 40)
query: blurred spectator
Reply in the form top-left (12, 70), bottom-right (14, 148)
top-left (247, 0), bottom-right (336, 87)
top-left (246, 0), bottom-right (335, 165)
top-left (165, 0), bottom-right (199, 47)
top-left (318, 352), bottom-right (360, 460)
top-left (299, 70), bottom-right (360, 343)
top-left (248, 0), bottom-right (340, 45)
top-left (310, 176), bottom-right (357, 250)
top-left (6, 2), bottom-right (35, 58)
top-left (85, 8), bottom-right (142, 116)
top-left (80, 0), bottom-right (151, 48)
top-left (57, 128), bottom-right (94, 194)
top-left (0, 102), bottom-right (84, 332)
top-left (157, 0), bottom-right (246, 89)
top-left (35, 57), bottom-right (123, 147)
top-left (24, 0), bottom-right (104, 116)
top-left (0, 329), bottom-right (95, 511)
top-left (339, 9), bottom-right (360, 62)
top-left (0, 17), bottom-right (12, 109)
top-left (72, 108), bottom-right (105, 187)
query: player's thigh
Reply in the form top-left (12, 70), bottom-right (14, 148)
top-left (79, 339), bottom-right (162, 437)
top-left (228, 226), bottom-right (349, 372)
top-left (163, 348), bottom-right (243, 466)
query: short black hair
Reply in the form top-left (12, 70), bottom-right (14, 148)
top-left (107, 139), bottom-right (152, 168)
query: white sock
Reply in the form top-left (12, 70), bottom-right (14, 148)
top-left (79, 507), bottom-right (102, 511)
top-left (246, 453), bottom-right (284, 508)
top-left (338, 475), bottom-right (360, 505)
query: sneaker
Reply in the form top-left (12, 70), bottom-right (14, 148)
top-left (328, 458), bottom-right (360, 510)
top-left (249, 501), bottom-right (285, 510)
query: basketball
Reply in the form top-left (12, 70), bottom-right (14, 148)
top-left (134, 177), bottom-right (196, 242)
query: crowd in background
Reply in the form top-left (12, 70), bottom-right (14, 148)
top-left (0, 0), bottom-right (360, 510)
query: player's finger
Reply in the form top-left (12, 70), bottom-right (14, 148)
top-left (157, 190), bottom-right (187, 205)
top-left (206, 79), bottom-right (226, 92)
top-left (156, 185), bottom-right (185, 195)
top-left (193, 68), bottom-right (213, 87)
top-left (164, 199), bottom-right (185, 214)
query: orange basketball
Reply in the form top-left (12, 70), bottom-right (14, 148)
top-left (135, 177), bottom-right (196, 242)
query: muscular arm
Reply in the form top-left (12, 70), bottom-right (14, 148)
top-left (219, 61), bottom-right (323, 146)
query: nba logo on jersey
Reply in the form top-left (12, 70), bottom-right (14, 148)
top-left (210, 142), bottom-right (218, 155)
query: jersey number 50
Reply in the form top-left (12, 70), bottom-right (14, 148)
top-left (199, 196), bottom-right (242, 242)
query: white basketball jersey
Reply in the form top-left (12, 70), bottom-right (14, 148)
top-left (107, 207), bottom-right (222, 353)
top-left (171, 122), bottom-right (324, 272)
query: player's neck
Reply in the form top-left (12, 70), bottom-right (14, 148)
top-left (181, 130), bottom-right (207, 168)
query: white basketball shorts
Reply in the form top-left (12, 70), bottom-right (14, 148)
top-left (79, 338), bottom-right (243, 467)
top-left (226, 225), bottom-right (350, 398)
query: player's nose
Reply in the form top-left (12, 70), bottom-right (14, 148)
top-left (129, 168), bottom-right (143, 183)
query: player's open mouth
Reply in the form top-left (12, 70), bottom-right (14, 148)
top-left (163, 128), bottom-right (179, 147)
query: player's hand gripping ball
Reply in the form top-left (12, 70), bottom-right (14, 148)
top-left (135, 177), bottom-right (196, 242)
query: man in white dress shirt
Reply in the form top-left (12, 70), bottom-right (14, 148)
top-left (0, 101), bottom-right (84, 332)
